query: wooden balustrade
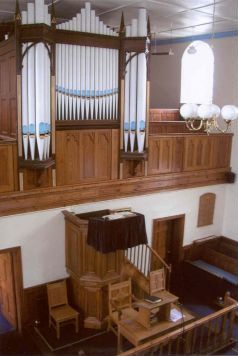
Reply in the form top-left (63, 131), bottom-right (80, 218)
top-left (118, 293), bottom-right (238, 356)
top-left (124, 244), bottom-right (171, 291)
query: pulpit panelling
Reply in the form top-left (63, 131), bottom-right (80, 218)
top-left (63, 210), bottom-right (124, 329)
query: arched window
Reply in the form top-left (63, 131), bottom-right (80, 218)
top-left (180, 40), bottom-right (214, 104)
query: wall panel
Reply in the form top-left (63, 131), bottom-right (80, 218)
top-left (0, 39), bottom-right (17, 138)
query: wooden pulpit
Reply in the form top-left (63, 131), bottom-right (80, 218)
top-left (63, 210), bottom-right (124, 329)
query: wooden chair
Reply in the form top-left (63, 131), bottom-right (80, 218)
top-left (149, 268), bottom-right (166, 295)
top-left (47, 280), bottom-right (79, 339)
top-left (108, 279), bottom-right (138, 336)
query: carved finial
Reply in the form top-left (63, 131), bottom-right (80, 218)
top-left (147, 16), bottom-right (151, 37)
top-left (15, 0), bottom-right (21, 23)
top-left (119, 12), bottom-right (125, 36)
top-left (51, 0), bottom-right (57, 27)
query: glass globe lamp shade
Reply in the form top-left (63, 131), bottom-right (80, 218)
top-left (180, 103), bottom-right (198, 119)
top-left (197, 104), bottom-right (213, 120)
top-left (221, 105), bottom-right (238, 121)
top-left (210, 104), bottom-right (220, 118)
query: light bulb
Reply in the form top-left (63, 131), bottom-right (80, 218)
top-left (198, 104), bottom-right (213, 120)
top-left (221, 105), bottom-right (238, 121)
top-left (180, 103), bottom-right (198, 119)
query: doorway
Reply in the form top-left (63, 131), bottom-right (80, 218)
top-left (152, 215), bottom-right (185, 291)
top-left (0, 247), bottom-right (23, 334)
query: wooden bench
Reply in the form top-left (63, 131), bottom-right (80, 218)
top-left (183, 237), bottom-right (238, 300)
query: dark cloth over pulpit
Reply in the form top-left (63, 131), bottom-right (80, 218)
top-left (87, 213), bottom-right (148, 253)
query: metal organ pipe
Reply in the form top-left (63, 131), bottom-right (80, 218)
top-left (137, 8), bottom-right (147, 153)
top-left (55, 2), bottom-right (119, 123)
top-left (80, 8), bottom-right (86, 120)
top-left (124, 25), bottom-right (131, 152)
top-left (27, 2), bottom-right (36, 160)
top-left (124, 8), bottom-right (148, 154)
top-left (129, 19), bottom-right (138, 153)
top-left (21, 11), bottom-right (28, 160)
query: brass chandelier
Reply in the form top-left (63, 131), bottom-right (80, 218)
top-left (180, 103), bottom-right (238, 133)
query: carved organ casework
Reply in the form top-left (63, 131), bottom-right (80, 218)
top-left (16, 0), bottom-right (55, 175)
top-left (120, 11), bottom-right (151, 177)
top-left (0, 0), bottom-right (150, 190)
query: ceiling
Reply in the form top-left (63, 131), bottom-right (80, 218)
top-left (0, 0), bottom-right (238, 39)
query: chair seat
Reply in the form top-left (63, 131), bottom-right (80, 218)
top-left (111, 307), bottom-right (138, 324)
top-left (50, 305), bottom-right (78, 322)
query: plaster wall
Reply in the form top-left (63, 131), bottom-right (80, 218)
top-left (150, 36), bottom-right (238, 109)
top-left (0, 185), bottom-right (225, 288)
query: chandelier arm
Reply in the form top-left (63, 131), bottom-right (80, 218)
top-left (213, 119), bottom-right (231, 133)
top-left (190, 119), bottom-right (204, 131)
top-left (185, 119), bottom-right (195, 131)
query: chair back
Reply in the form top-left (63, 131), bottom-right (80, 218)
top-left (109, 279), bottom-right (132, 316)
top-left (47, 280), bottom-right (68, 310)
top-left (149, 268), bottom-right (165, 294)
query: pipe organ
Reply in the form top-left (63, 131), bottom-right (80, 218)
top-left (0, 0), bottom-right (151, 189)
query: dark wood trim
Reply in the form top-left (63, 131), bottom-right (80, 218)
top-left (0, 247), bottom-right (23, 333)
top-left (56, 120), bottom-right (120, 130)
top-left (19, 25), bottom-right (120, 49)
top-left (120, 150), bottom-right (148, 161)
top-left (19, 157), bottom-right (55, 170)
top-left (122, 37), bottom-right (147, 52)
top-left (19, 24), bottom-right (53, 44)
top-left (54, 29), bottom-right (120, 48)
top-left (0, 167), bottom-right (231, 217)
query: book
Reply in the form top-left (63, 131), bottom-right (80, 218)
top-left (144, 295), bottom-right (162, 304)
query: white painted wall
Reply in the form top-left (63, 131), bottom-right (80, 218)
top-left (0, 185), bottom-right (225, 288)
top-left (150, 36), bottom-right (238, 109)
top-left (150, 35), bottom-right (238, 243)
top-left (223, 120), bottom-right (238, 239)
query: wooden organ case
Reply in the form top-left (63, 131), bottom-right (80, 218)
top-left (0, 0), bottom-right (151, 192)
top-left (63, 210), bottom-right (124, 329)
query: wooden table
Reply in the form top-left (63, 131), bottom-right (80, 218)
top-left (135, 290), bottom-right (178, 328)
top-left (117, 292), bottom-right (195, 352)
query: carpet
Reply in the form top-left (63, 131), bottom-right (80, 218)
top-left (0, 314), bottom-right (14, 335)
top-left (35, 323), bottom-right (110, 352)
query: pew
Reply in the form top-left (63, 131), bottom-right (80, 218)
top-left (183, 237), bottom-right (238, 301)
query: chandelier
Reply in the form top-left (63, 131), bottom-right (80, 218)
top-left (180, 103), bottom-right (238, 133)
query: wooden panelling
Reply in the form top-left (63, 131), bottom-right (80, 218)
top-left (212, 135), bottom-right (232, 168)
top-left (183, 135), bottom-right (214, 171)
top-left (149, 109), bottom-right (180, 122)
top-left (149, 122), bottom-right (191, 135)
top-left (197, 193), bottom-right (216, 227)
top-left (0, 252), bottom-right (17, 327)
top-left (0, 39), bottom-right (17, 138)
top-left (64, 211), bottom-right (124, 328)
top-left (56, 129), bottom-right (118, 186)
top-left (123, 160), bottom-right (145, 178)
top-left (22, 168), bottom-right (53, 191)
top-left (0, 140), bottom-right (18, 193)
top-left (0, 167), bottom-right (232, 217)
top-left (148, 136), bottom-right (183, 175)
